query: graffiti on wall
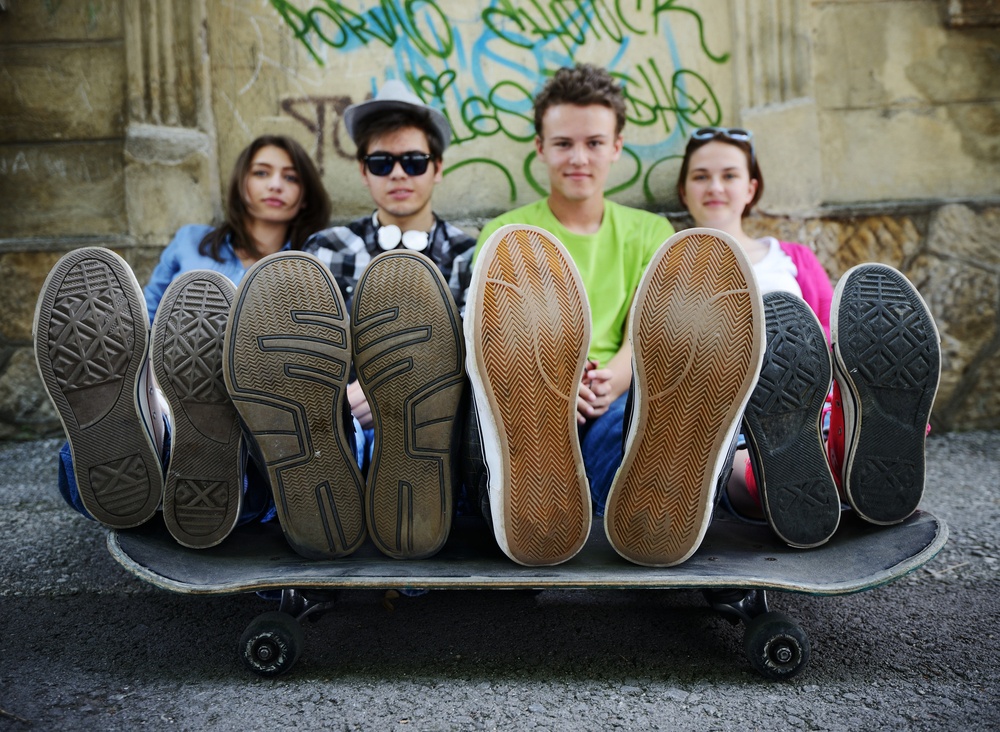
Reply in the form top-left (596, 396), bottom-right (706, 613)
top-left (268, 0), bottom-right (729, 202)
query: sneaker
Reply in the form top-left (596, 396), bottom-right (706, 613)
top-left (151, 270), bottom-right (242, 548)
top-left (829, 263), bottom-right (941, 524)
top-left (351, 251), bottom-right (466, 559)
top-left (465, 224), bottom-right (592, 566)
top-left (224, 252), bottom-right (366, 559)
top-left (33, 247), bottom-right (162, 528)
top-left (460, 398), bottom-right (493, 523)
top-left (743, 291), bottom-right (840, 548)
top-left (605, 228), bottom-right (764, 567)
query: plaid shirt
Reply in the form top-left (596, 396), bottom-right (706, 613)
top-left (304, 213), bottom-right (475, 314)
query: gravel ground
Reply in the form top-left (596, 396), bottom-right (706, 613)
top-left (1, 432), bottom-right (998, 731)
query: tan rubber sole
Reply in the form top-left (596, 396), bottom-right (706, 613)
top-left (465, 224), bottom-right (592, 566)
top-left (152, 270), bottom-right (242, 549)
top-left (33, 247), bottom-right (161, 528)
top-left (224, 252), bottom-right (365, 559)
top-left (605, 228), bottom-right (764, 567)
top-left (352, 251), bottom-right (465, 559)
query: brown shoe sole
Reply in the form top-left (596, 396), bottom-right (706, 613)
top-left (33, 247), bottom-right (161, 527)
top-left (152, 270), bottom-right (242, 549)
top-left (466, 225), bottom-right (592, 566)
top-left (352, 251), bottom-right (465, 559)
top-left (224, 252), bottom-right (365, 559)
top-left (605, 228), bottom-right (764, 567)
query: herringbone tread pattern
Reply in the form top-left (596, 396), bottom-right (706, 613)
top-left (352, 251), bottom-right (465, 559)
top-left (468, 225), bottom-right (591, 565)
top-left (152, 270), bottom-right (242, 548)
top-left (832, 264), bottom-right (940, 524)
top-left (224, 252), bottom-right (365, 559)
top-left (606, 230), bottom-right (763, 566)
top-left (32, 247), bottom-right (160, 527)
top-left (744, 292), bottom-right (839, 548)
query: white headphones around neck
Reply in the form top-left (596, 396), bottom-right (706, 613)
top-left (373, 213), bottom-right (430, 252)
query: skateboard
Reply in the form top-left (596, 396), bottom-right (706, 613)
top-left (108, 509), bottom-right (947, 680)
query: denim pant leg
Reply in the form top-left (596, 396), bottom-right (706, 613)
top-left (580, 391), bottom-right (629, 517)
top-left (57, 441), bottom-right (95, 520)
top-left (362, 426), bottom-right (375, 475)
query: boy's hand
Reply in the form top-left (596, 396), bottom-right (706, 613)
top-left (576, 361), bottom-right (613, 424)
top-left (348, 380), bottom-right (373, 430)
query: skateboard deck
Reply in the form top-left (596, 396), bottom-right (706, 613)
top-left (108, 509), bottom-right (947, 596)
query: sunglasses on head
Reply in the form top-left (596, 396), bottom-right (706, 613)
top-left (691, 127), bottom-right (756, 167)
top-left (691, 126), bottom-right (754, 143)
top-left (363, 152), bottom-right (432, 177)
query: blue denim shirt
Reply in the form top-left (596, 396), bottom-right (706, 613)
top-left (143, 224), bottom-right (291, 321)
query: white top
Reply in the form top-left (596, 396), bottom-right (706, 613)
top-left (753, 237), bottom-right (801, 297)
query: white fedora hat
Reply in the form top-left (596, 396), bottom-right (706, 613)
top-left (343, 79), bottom-right (451, 151)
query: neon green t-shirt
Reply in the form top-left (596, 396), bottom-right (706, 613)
top-left (476, 199), bottom-right (674, 367)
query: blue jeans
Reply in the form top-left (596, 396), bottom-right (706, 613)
top-left (579, 391), bottom-right (629, 517)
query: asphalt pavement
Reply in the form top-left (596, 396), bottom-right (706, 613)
top-left (2, 432), bottom-right (998, 731)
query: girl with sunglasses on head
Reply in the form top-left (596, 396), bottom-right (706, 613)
top-left (677, 127), bottom-right (833, 337)
top-left (37, 135), bottom-right (332, 547)
top-left (677, 127), bottom-right (940, 549)
top-left (677, 126), bottom-right (841, 548)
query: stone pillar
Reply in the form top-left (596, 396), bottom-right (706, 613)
top-left (731, 0), bottom-right (822, 214)
top-left (123, 0), bottom-right (219, 248)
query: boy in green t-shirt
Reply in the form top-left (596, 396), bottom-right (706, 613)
top-left (468, 65), bottom-right (674, 564)
top-left (469, 64), bottom-right (765, 569)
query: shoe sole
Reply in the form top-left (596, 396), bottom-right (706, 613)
top-left (605, 228), bottom-right (764, 567)
top-left (465, 224), bottom-right (592, 566)
top-left (224, 252), bottom-right (365, 559)
top-left (351, 251), bottom-right (465, 559)
top-left (32, 247), bottom-right (161, 527)
top-left (151, 270), bottom-right (242, 548)
top-left (744, 292), bottom-right (840, 548)
top-left (831, 263), bottom-right (941, 524)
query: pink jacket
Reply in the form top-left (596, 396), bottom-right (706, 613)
top-left (780, 241), bottom-right (833, 342)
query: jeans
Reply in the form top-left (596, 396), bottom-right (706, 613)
top-left (579, 391), bottom-right (629, 517)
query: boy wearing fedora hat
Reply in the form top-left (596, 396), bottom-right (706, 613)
top-left (286, 80), bottom-right (475, 559)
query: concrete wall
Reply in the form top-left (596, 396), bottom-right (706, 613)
top-left (1, 0), bottom-right (999, 437)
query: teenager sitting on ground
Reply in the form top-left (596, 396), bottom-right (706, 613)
top-left (34, 135), bottom-right (331, 548)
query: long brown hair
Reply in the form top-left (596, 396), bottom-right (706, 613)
top-left (199, 135), bottom-right (331, 261)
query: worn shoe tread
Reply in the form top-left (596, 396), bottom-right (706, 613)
top-left (744, 291), bottom-right (839, 548)
top-left (352, 251), bottom-right (464, 559)
top-left (152, 270), bottom-right (242, 548)
top-left (466, 225), bottom-right (591, 566)
top-left (605, 228), bottom-right (764, 567)
top-left (33, 247), bottom-right (161, 527)
top-left (832, 264), bottom-right (940, 524)
top-left (224, 252), bottom-right (365, 559)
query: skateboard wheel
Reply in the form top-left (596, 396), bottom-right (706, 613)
top-left (239, 611), bottom-right (304, 677)
top-left (743, 611), bottom-right (810, 680)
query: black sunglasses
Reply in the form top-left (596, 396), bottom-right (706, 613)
top-left (363, 152), bottom-right (432, 177)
